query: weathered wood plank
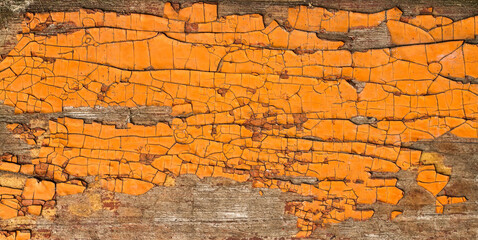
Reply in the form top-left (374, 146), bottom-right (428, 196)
top-left (0, 1), bottom-right (477, 239)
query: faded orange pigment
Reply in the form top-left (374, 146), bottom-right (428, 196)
top-left (0, 2), bottom-right (477, 238)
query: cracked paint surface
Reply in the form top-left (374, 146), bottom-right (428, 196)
top-left (0, 2), bottom-right (477, 238)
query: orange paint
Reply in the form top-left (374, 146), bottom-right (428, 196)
top-left (390, 210), bottom-right (403, 220)
top-left (0, 3), bottom-right (476, 238)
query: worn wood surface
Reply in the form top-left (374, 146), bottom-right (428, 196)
top-left (0, 0), bottom-right (477, 239)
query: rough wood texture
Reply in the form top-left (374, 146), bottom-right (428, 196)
top-left (0, 0), bottom-right (477, 239)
